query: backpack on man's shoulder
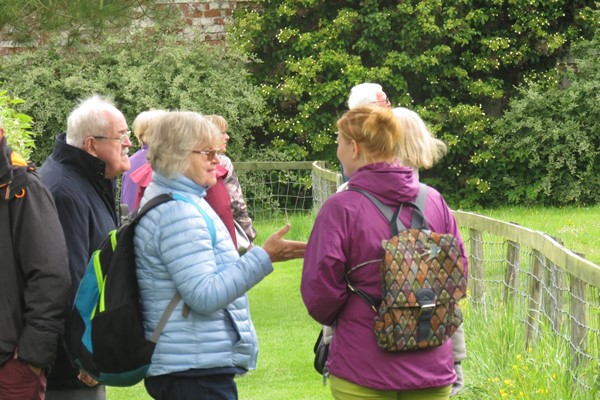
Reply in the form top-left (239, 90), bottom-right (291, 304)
top-left (347, 185), bottom-right (467, 352)
top-left (68, 192), bottom-right (216, 386)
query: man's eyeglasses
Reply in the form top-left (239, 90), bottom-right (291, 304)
top-left (371, 98), bottom-right (391, 106)
top-left (191, 149), bottom-right (219, 158)
top-left (92, 130), bottom-right (131, 144)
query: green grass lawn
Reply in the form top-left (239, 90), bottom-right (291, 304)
top-left (471, 204), bottom-right (600, 264)
top-left (108, 260), bottom-right (328, 400)
top-left (108, 206), bottom-right (600, 399)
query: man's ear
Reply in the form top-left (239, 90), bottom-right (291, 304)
top-left (0, 127), bottom-right (4, 139)
top-left (83, 136), bottom-right (99, 157)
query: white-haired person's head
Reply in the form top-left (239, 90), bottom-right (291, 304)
top-left (66, 95), bottom-right (126, 149)
top-left (348, 83), bottom-right (391, 109)
top-left (392, 107), bottom-right (447, 170)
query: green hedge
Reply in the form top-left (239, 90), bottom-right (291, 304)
top-left (0, 86), bottom-right (35, 159)
top-left (230, 0), bottom-right (598, 207)
top-left (0, 28), bottom-right (266, 166)
top-left (490, 26), bottom-right (600, 206)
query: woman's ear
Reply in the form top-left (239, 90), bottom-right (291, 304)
top-left (351, 140), bottom-right (360, 159)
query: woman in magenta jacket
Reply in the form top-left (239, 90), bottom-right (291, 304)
top-left (301, 106), bottom-right (468, 400)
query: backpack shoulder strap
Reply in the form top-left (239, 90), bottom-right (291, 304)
top-left (134, 193), bottom-right (216, 245)
top-left (171, 193), bottom-right (216, 245)
top-left (344, 184), bottom-right (429, 311)
top-left (412, 184), bottom-right (428, 228)
top-left (136, 192), bottom-right (216, 338)
top-left (133, 193), bottom-right (174, 221)
top-left (348, 184), bottom-right (429, 234)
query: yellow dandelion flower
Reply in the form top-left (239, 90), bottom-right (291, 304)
top-left (513, 364), bottom-right (518, 371)
top-left (504, 379), bottom-right (513, 386)
top-left (516, 354), bottom-right (522, 361)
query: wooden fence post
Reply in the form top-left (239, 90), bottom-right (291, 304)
top-left (544, 261), bottom-right (564, 332)
top-left (504, 240), bottom-right (520, 307)
top-left (545, 236), bottom-right (565, 333)
top-left (469, 228), bottom-right (485, 303)
top-left (569, 263), bottom-right (588, 371)
top-left (525, 250), bottom-right (544, 349)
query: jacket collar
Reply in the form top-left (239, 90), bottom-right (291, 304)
top-left (146, 171), bottom-right (208, 200)
top-left (348, 161), bottom-right (420, 205)
top-left (49, 133), bottom-right (117, 207)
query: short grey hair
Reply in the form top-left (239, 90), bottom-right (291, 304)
top-left (66, 95), bottom-right (124, 148)
top-left (147, 111), bottom-right (221, 178)
top-left (348, 83), bottom-right (384, 109)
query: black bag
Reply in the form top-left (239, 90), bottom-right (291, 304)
top-left (313, 329), bottom-right (329, 375)
top-left (69, 193), bottom-right (216, 386)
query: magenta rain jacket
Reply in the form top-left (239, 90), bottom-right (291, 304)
top-left (301, 161), bottom-right (468, 391)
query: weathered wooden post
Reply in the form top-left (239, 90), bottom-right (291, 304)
top-left (504, 240), bottom-right (520, 307)
top-left (469, 228), bottom-right (485, 305)
top-left (525, 250), bottom-right (544, 348)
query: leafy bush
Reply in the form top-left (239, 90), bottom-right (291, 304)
top-left (0, 85), bottom-right (35, 160)
top-left (490, 24), bottom-right (600, 206)
top-left (230, 0), bottom-right (598, 207)
top-left (0, 26), bottom-right (266, 166)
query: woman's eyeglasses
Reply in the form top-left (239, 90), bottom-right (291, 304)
top-left (191, 149), bottom-right (219, 158)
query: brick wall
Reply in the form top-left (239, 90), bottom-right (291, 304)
top-left (0, 1), bottom-right (254, 55)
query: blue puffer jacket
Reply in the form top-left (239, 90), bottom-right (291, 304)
top-left (133, 172), bottom-right (274, 377)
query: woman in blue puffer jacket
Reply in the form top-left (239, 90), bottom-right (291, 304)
top-left (133, 111), bottom-right (306, 400)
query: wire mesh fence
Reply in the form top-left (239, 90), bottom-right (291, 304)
top-left (234, 160), bottom-right (341, 223)
top-left (456, 213), bottom-right (600, 394)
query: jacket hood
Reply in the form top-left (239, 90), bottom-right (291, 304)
top-left (347, 161), bottom-right (420, 206)
top-left (0, 137), bottom-right (31, 201)
top-left (144, 171), bottom-right (208, 201)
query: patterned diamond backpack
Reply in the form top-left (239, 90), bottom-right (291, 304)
top-left (347, 185), bottom-right (467, 351)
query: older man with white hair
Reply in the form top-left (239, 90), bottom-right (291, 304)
top-left (40, 95), bottom-right (131, 400)
top-left (347, 82), bottom-right (392, 109)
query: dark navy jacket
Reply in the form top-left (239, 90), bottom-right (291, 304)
top-left (40, 133), bottom-right (118, 390)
